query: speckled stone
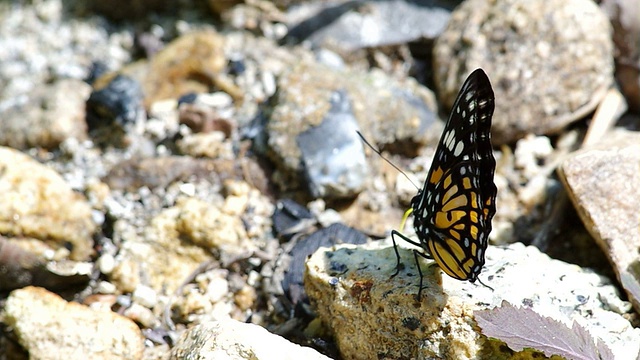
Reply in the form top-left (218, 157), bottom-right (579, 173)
top-left (111, 206), bottom-right (209, 295)
top-left (434, 0), bottom-right (614, 144)
top-left (305, 241), bottom-right (637, 359)
top-left (0, 79), bottom-right (91, 149)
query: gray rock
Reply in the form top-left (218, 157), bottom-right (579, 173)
top-left (297, 90), bottom-right (368, 198)
top-left (266, 59), bottom-right (439, 197)
top-left (285, 0), bottom-right (455, 50)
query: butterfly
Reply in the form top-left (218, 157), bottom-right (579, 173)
top-left (391, 68), bottom-right (497, 298)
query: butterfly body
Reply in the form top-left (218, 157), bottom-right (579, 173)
top-left (392, 69), bottom-right (496, 293)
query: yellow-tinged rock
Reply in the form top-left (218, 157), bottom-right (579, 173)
top-left (0, 147), bottom-right (96, 260)
top-left (3, 286), bottom-right (144, 360)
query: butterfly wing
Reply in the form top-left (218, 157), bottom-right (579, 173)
top-left (411, 69), bottom-right (496, 281)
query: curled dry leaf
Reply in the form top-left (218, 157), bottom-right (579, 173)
top-left (475, 300), bottom-right (617, 360)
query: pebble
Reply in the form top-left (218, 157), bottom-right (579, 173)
top-left (132, 284), bottom-right (158, 308)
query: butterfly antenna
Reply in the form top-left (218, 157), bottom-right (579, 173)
top-left (356, 131), bottom-right (420, 191)
top-left (476, 277), bottom-right (494, 291)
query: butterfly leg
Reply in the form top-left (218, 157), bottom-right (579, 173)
top-left (390, 230), bottom-right (404, 277)
top-left (390, 230), bottom-right (423, 277)
top-left (413, 250), bottom-right (434, 300)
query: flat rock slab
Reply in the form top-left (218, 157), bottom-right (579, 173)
top-left (305, 241), bottom-right (638, 359)
top-left (558, 129), bottom-right (640, 313)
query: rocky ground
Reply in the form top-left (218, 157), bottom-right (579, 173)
top-left (0, 0), bottom-right (639, 359)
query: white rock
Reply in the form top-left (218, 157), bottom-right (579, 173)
top-left (132, 284), bottom-right (158, 308)
top-left (305, 241), bottom-right (639, 359)
top-left (169, 319), bottom-right (330, 360)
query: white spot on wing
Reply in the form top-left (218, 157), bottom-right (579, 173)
top-left (445, 131), bottom-right (456, 150)
top-left (454, 141), bottom-right (463, 156)
top-left (468, 101), bottom-right (476, 111)
top-left (465, 92), bottom-right (474, 102)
